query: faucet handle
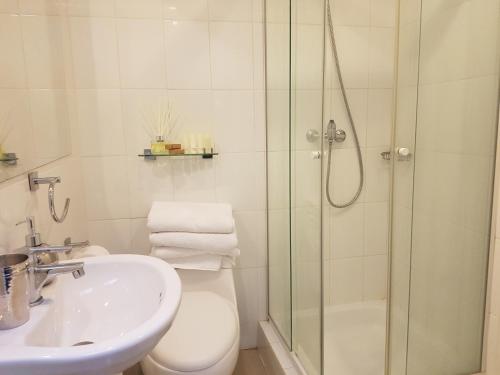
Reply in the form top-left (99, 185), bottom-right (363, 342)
top-left (64, 237), bottom-right (90, 249)
top-left (16, 216), bottom-right (42, 247)
top-left (35, 262), bottom-right (85, 279)
top-left (29, 245), bottom-right (73, 254)
top-left (16, 216), bottom-right (30, 226)
top-left (16, 216), bottom-right (35, 229)
top-left (30, 261), bottom-right (85, 306)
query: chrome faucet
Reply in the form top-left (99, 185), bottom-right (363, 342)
top-left (30, 260), bottom-right (85, 306)
top-left (325, 119), bottom-right (346, 144)
top-left (16, 217), bottom-right (86, 306)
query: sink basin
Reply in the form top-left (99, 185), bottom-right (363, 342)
top-left (0, 254), bottom-right (182, 375)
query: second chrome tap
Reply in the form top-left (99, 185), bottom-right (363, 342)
top-left (16, 216), bottom-right (86, 306)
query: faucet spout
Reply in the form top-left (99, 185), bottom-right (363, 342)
top-left (31, 262), bottom-right (85, 306)
top-left (36, 262), bottom-right (85, 277)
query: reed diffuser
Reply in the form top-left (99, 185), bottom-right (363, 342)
top-left (141, 99), bottom-right (178, 155)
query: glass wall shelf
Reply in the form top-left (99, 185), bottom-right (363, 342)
top-left (0, 153), bottom-right (18, 166)
top-left (138, 149), bottom-right (218, 161)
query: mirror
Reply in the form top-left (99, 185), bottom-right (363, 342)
top-left (0, 8), bottom-right (72, 182)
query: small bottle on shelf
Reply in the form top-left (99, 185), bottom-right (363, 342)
top-left (151, 136), bottom-right (167, 154)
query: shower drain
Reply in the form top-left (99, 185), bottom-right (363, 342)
top-left (72, 341), bottom-right (94, 346)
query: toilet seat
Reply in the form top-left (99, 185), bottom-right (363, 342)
top-left (147, 291), bottom-right (239, 373)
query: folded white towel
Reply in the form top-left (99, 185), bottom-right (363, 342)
top-left (164, 254), bottom-right (223, 271)
top-left (149, 231), bottom-right (238, 252)
top-left (151, 248), bottom-right (238, 271)
top-left (151, 246), bottom-right (241, 259)
top-left (148, 201), bottom-right (234, 234)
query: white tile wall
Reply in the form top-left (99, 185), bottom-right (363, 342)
top-left (29, 89), bottom-right (72, 160)
top-left (0, 14), bottom-right (26, 88)
top-left (80, 156), bottom-right (131, 220)
top-left (295, 24), bottom-right (324, 90)
top-left (330, 0), bottom-right (370, 26)
top-left (330, 257), bottom-right (363, 304)
top-left (209, 22), bottom-right (254, 89)
top-left (116, 18), bottom-right (167, 88)
top-left (69, 17), bottom-right (120, 88)
top-left (22, 15), bottom-right (69, 89)
top-left (66, 0), bottom-right (115, 17)
top-left (74, 90), bottom-right (125, 156)
top-left (163, 0), bottom-right (209, 21)
top-left (115, 0), bottom-right (163, 19)
top-left (165, 21), bottom-right (211, 89)
top-left (213, 90), bottom-right (255, 153)
top-left (0, 0), bottom-right (18, 14)
top-left (171, 158), bottom-right (215, 202)
top-left (68, 0), bottom-right (267, 349)
top-left (18, 0), bottom-right (66, 15)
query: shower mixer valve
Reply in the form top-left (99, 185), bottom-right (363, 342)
top-left (325, 119), bottom-right (346, 143)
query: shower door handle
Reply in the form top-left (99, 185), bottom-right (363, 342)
top-left (396, 147), bottom-right (412, 161)
top-left (397, 147), bottom-right (410, 157)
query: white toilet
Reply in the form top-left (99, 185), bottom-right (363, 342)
top-left (141, 268), bottom-right (240, 375)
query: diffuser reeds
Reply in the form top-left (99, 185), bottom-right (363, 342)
top-left (140, 98), bottom-right (178, 142)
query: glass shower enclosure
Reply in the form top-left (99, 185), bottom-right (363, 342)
top-left (266, 0), bottom-right (323, 373)
top-left (265, 0), bottom-right (500, 374)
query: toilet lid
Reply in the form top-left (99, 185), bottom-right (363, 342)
top-left (150, 291), bottom-right (239, 372)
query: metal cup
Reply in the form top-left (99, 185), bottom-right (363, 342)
top-left (0, 254), bottom-right (30, 330)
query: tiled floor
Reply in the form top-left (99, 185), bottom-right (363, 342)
top-left (124, 349), bottom-right (268, 375)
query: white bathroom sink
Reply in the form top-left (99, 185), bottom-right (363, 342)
top-left (0, 254), bottom-right (182, 375)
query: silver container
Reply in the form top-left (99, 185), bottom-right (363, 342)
top-left (0, 254), bottom-right (30, 330)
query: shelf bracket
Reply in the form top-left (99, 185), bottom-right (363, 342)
top-left (1, 153), bottom-right (18, 166)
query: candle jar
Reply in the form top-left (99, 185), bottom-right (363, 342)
top-left (151, 136), bottom-right (167, 154)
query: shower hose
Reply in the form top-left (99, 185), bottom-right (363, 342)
top-left (325, 0), bottom-right (364, 209)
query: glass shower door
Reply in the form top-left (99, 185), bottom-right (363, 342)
top-left (266, 0), bottom-right (324, 371)
top-left (388, 0), bottom-right (421, 373)
top-left (266, 0), bottom-right (292, 347)
top-left (290, 0), bottom-right (324, 374)
top-left (389, 0), bottom-right (500, 374)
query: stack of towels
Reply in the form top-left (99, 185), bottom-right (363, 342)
top-left (148, 201), bottom-right (239, 271)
